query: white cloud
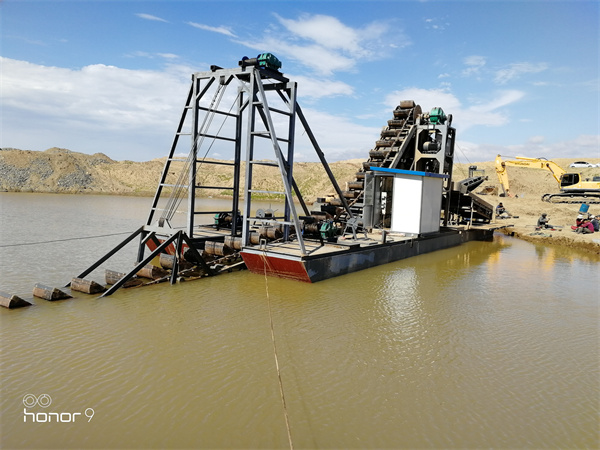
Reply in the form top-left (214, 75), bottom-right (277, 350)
top-left (457, 135), bottom-right (600, 162)
top-left (276, 14), bottom-right (365, 54)
top-left (462, 55), bottom-right (486, 76)
top-left (0, 57), bottom-right (371, 162)
top-left (527, 135), bottom-right (545, 144)
top-left (424, 17), bottom-right (448, 31)
top-left (384, 88), bottom-right (461, 112)
top-left (290, 75), bottom-right (354, 99)
top-left (1, 58), bottom-right (191, 126)
top-left (469, 90), bottom-right (525, 112)
top-left (0, 57), bottom-right (193, 159)
top-left (292, 107), bottom-right (380, 161)
top-left (494, 62), bottom-right (548, 84)
top-left (136, 13), bottom-right (169, 23)
top-left (187, 22), bottom-right (236, 37)
top-left (127, 51), bottom-right (179, 60)
top-left (384, 87), bottom-right (525, 131)
top-left (239, 13), bottom-right (409, 76)
top-left (241, 38), bottom-right (356, 76)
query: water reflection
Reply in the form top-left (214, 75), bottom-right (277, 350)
top-left (1, 193), bottom-right (599, 449)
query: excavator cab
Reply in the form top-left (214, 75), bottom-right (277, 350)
top-left (560, 173), bottom-right (580, 189)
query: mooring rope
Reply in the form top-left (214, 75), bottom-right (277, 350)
top-left (0, 231), bottom-right (135, 248)
top-left (261, 252), bottom-right (294, 450)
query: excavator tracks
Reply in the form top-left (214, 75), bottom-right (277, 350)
top-left (542, 193), bottom-right (600, 204)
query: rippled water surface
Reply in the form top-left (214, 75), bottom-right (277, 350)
top-left (1, 193), bottom-right (598, 449)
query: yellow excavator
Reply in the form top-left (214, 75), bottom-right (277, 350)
top-left (495, 155), bottom-right (600, 203)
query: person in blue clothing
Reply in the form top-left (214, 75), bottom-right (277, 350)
top-left (496, 202), bottom-right (511, 218)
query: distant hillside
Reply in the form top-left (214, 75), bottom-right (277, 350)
top-left (0, 147), bottom-right (363, 200)
top-left (1, 147), bottom-right (598, 203)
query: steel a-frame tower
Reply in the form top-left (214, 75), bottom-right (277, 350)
top-left (145, 61), bottom-right (350, 257)
top-left (75, 61), bottom-right (350, 296)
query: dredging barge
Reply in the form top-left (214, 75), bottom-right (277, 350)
top-left (5, 54), bottom-right (497, 305)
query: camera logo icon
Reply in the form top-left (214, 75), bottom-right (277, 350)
top-left (23, 394), bottom-right (52, 408)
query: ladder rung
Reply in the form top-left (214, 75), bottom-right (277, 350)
top-left (249, 160), bottom-right (278, 167)
top-left (199, 133), bottom-right (236, 143)
top-left (248, 189), bottom-right (285, 195)
top-left (160, 183), bottom-right (188, 188)
top-left (198, 106), bottom-right (238, 118)
top-left (195, 186), bottom-right (234, 190)
top-left (197, 160), bottom-right (236, 166)
top-left (251, 132), bottom-right (289, 143)
top-left (176, 132), bottom-right (192, 136)
top-left (267, 107), bottom-right (292, 116)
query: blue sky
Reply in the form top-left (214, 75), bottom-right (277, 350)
top-left (1, 0), bottom-right (598, 164)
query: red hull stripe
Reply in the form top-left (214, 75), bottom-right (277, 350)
top-left (241, 252), bottom-right (312, 283)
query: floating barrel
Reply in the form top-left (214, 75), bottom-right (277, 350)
top-left (224, 236), bottom-right (243, 250)
top-left (355, 172), bottom-right (365, 180)
top-left (329, 198), bottom-right (343, 206)
top-left (347, 181), bottom-right (363, 190)
top-left (33, 283), bottom-right (72, 301)
top-left (105, 270), bottom-right (144, 287)
top-left (136, 264), bottom-right (169, 280)
top-left (267, 228), bottom-right (280, 239)
top-left (249, 232), bottom-right (262, 245)
top-left (0, 291), bottom-right (32, 308)
top-left (204, 241), bottom-right (233, 256)
top-left (399, 100), bottom-right (416, 109)
top-left (70, 278), bottom-right (106, 294)
top-left (159, 253), bottom-right (193, 270)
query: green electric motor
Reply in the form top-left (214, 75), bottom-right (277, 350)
top-left (429, 107), bottom-right (447, 124)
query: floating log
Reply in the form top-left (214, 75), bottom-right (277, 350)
top-left (159, 253), bottom-right (193, 270)
top-left (70, 278), bottom-right (106, 294)
top-left (0, 291), bottom-right (32, 309)
top-left (136, 264), bottom-right (169, 280)
top-left (32, 283), bottom-right (72, 301)
top-left (105, 270), bottom-right (144, 287)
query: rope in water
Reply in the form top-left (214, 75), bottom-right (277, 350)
top-left (261, 253), bottom-right (294, 450)
top-left (0, 231), bottom-right (135, 248)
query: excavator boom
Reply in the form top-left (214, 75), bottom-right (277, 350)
top-left (495, 154), bottom-right (600, 203)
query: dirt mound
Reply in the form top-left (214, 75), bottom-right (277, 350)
top-left (453, 158), bottom-right (600, 255)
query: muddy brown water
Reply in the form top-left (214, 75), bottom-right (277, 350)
top-left (1, 193), bottom-right (598, 449)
